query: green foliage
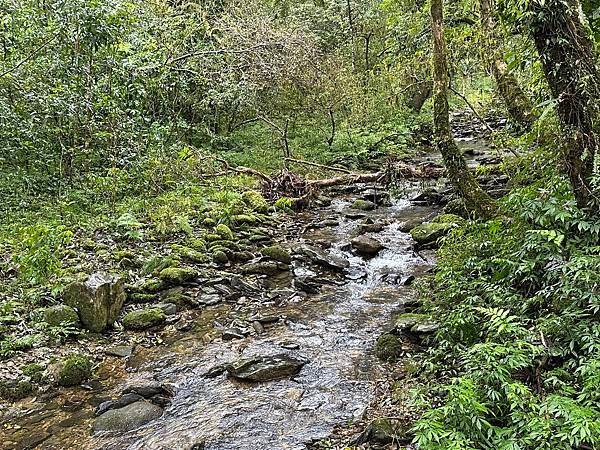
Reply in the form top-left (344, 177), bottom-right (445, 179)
top-left (411, 173), bottom-right (600, 449)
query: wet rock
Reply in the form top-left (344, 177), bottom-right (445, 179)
top-left (159, 267), bottom-right (199, 285)
top-left (301, 245), bottom-right (349, 271)
top-left (351, 236), bottom-right (384, 256)
top-left (63, 273), bottom-right (125, 333)
top-left (411, 322), bottom-right (440, 334)
top-left (93, 400), bottom-right (163, 433)
top-left (261, 245), bottom-right (292, 264)
top-left (242, 190), bottom-right (269, 212)
top-left (293, 277), bottom-right (321, 294)
top-left (242, 261), bottom-right (289, 275)
top-left (315, 195), bottom-right (333, 207)
top-left (17, 430), bottom-right (51, 448)
top-left (222, 327), bottom-right (247, 341)
top-left (105, 345), bottom-right (134, 358)
top-left (345, 211), bottom-right (368, 220)
top-left (280, 341), bottom-right (300, 350)
top-left (410, 188), bottom-right (445, 206)
top-left (122, 308), bottom-right (166, 330)
top-left (95, 393), bottom-right (143, 415)
top-left (399, 217), bottom-right (426, 233)
top-left (231, 251), bottom-right (254, 262)
top-left (122, 380), bottom-right (171, 398)
top-left (375, 334), bottom-right (403, 362)
top-left (42, 304), bottom-right (80, 328)
top-left (355, 222), bottom-right (385, 235)
top-left (350, 199), bottom-right (377, 211)
top-left (226, 354), bottom-right (306, 382)
top-left (360, 189), bottom-right (391, 206)
top-left (196, 294), bottom-right (221, 306)
top-left (171, 245), bottom-right (210, 264)
top-left (252, 321), bottom-right (264, 335)
top-left (313, 219), bottom-right (339, 228)
top-left (394, 313), bottom-right (439, 335)
top-left (155, 302), bottom-right (178, 315)
top-left (53, 354), bottom-right (92, 387)
top-left (204, 364), bottom-right (228, 378)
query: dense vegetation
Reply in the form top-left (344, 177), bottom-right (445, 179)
top-left (1, 0), bottom-right (600, 448)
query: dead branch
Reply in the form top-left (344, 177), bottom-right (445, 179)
top-left (284, 158), bottom-right (352, 174)
top-left (212, 158), bottom-right (274, 184)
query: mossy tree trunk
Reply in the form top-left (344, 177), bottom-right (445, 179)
top-left (529, 0), bottom-right (600, 210)
top-left (479, 0), bottom-right (537, 131)
top-left (431, 0), bottom-right (497, 219)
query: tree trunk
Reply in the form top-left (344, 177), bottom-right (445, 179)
top-left (431, 0), bottom-right (497, 218)
top-left (479, 0), bottom-right (537, 131)
top-left (529, 0), bottom-right (600, 210)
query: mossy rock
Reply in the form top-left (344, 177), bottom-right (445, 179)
top-left (409, 222), bottom-right (454, 246)
top-left (212, 251), bottom-right (229, 264)
top-left (43, 305), bottom-right (80, 328)
top-left (350, 199), bottom-right (377, 211)
top-left (432, 213), bottom-right (466, 226)
top-left (394, 313), bottom-right (430, 331)
top-left (127, 292), bottom-right (157, 303)
top-left (142, 255), bottom-right (177, 276)
top-left (205, 233), bottom-right (222, 242)
top-left (187, 238), bottom-right (207, 251)
top-left (56, 354), bottom-right (92, 387)
top-left (242, 190), bottom-right (269, 213)
top-left (0, 379), bottom-right (34, 401)
top-left (21, 363), bottom-right (45, 383)
top-left (202, 217), bottom-right (217, 227)
top-left (134, 278), bottom-right (164, 293)
top-left (375, 334), bottom-right (403, 362)
top-left (366, 418), bottom-right (411, 444)
top-left (171, 244), bottom-right (210, 264)
top-left (231, 214), bottom-right (258, 225)
top-left (159, 267), bottom-right (198, 285)
top-left (215, 224), bottom-right (234, 240)
top-left (122, 308), bottom-right (166, 330)
top-left (261, 245), bottom-right (292, 264)
top-left (208, 240), bottom-right (239, 251)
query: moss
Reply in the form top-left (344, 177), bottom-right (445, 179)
top-left (394, 313), bottom-right (430, 331)
top-left (205, 233), bottom-right (222, 242)
top-left (142, 255), bottom-right (177, 275)
top-left (432, 213), bottom-right (466, 225)
top-left (208, 240), bottom-right (239, 251)
top-left (187, 238), bottom-right (207, 251)
top-left (159, 267), bottom-right (198, 284)
top-left (21, 363), bottom-right (45, 383)
top-left (122, 308), bottom-right (166, 330)
top-left (261, 245), bottom-right (292, 264)
top-left (0, 380), bottom-right (34, 401)
top-left (135, 278), bottom-right (164, 293)
top-left (375, 334), bottom-right (403, 362)
top-left (56, 354), bottom-right (92, 387)
top-left (127, 292), bottom-right (156, 303)
top-left (409, 222), bottom-right (454, 245)
top-left (231, 214), bottom-right (258, 225)
top-left (171, 244), bottom-right (210, 264)
top-left (202, 217), bottom-right (217, 227)
top-left (242, 190), bottom-right (269, 212)
top-left (215, 224), bottom-right (234, 240)
top-left (43, 305), bottom-right (80, 328)
top-left (212, 251), bottom-right (229, 264)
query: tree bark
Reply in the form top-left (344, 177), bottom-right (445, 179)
top-left (529, 0), bottom-right (600, 210)
top-left (431, 0), bottom-right (497, 218)
top-left (479, 0), bottom-right (537, 131)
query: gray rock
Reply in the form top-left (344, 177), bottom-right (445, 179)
top-left (63, 273), bottom-right (125, 333)
top-left (222, 327), bottom-right (246, 341)
top-left (350, 199), bottom-right (377, 211)
top-left (301, 245), bottom-right (349, 271)
top-left (155, 303), bottom-right (178, 315)
top-left (351, 236), bottom-right (384, 256)
top-left (105, 345), bottom-right (134, 358)
top-left (226, 354), bottom-right (306, 382)
top-left (242, 261), bottom-right (289, 275)
top-left (93, 400), bottom-right (163, 433)
top-left (95, 393), bottom-right (143, 415)
top-left (121, 381), bottom-right (170, 398)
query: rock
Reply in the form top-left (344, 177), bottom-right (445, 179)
top-left (226, 354), bottom-right (306, 382)
top-left (242, 261), bottom-right (289, 275)
top-left (252, 321), bottom-right (264, 335)
top-left (232, 214), bottom-right (258, 225)
top-left (398, 217), bottom-right (426, 233)
top-left (155, 303), bottom-right (178, 315)
top-left (222, 327), bottom-right (247, 341)
top-left (63, 273), bottom-right (125, 333)
top-left (345, 211), bottom-right (368, 220)
top-left (159, 267), bottom-right (198, 284)
top-left (375, 334), bottom-right (403, 362)
top-left (95, 393), bottom-right (143, 415)
top-left (360, 189), bottom-right (391, 205)
top-left (280, 341), bottom-right (300, 350)
top-left (0, 379), bottom-right (34, 401)
top-left (93, 400), bottom-right (163, 433)
top-left (171, 245), bottom-right (210, 264)
top-left (43, 304), bottom-right (80, 328)
top-left (400, 275), bottom-right (415, 286)
top-left (242, 190), bottom-right (269, 212)
top-left (127, 293), bottom-right (156, 303)
top-left (21, 363), bottom-right (45, 382)
top-left (105, 345), bottom-right (134, 358)
top-left (54, 354), bottom-right (92, 387)
top-left (350, 199), bottom-right (377, 211)
top-left (411, 322), bottom-right (440, 334)
top-left (121, 380), bottom-right (171, 398)
top-left (355, 222), bottom-right (385, 235)
top-left (212, 250), bottom-right (229, 264)
top-left (409, 222), bottom-right (454, 247)
top-left (261, 245), bottom-right (292, 264)
top-left (215, 224), bottom-right (234, 240)
top-left (394, 313), bottom-right (430, 331)
top-left (351, 236), bottom-right (384, 256)
top-left (231, 251), bottom-right (254, 262)
top-left (432, 213), bottom-right (466, 226)
top-left (301, 245), bottom-right (349, 271)
top-left (122, 308), bottom-right (166, 330)
top-left (356, 418), bottom-right (412, 445)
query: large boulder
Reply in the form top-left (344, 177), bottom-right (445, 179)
top-left (226, 354), bottom-right (306, 382)
top-left (409, 222), bottom-right (454, 247)
top-left (93, 400), bottom-right (163, 433)
top-left (63, 273), bottom-right (125, 333)
top-left (351, 236), bottom-right (384, 256)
